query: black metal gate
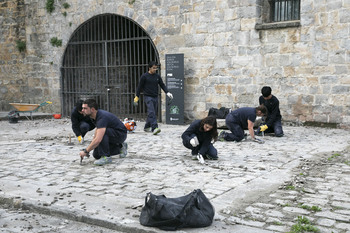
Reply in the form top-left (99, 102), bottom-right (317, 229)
top-left (60, 13), bottom-right (160, 120)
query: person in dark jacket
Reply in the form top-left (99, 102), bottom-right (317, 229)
top-left (79, 99), bottom-right (128, 166)
top-left (218, 105), bottom-right (267, 143)
top-left (133, 61), bottom-right (173, 135)
top-left (182, 116), bottom-right (218, 162)
top-left (256, 86), bottom-right (284, 137)
top-left (71, 100), bottom-right (95, 143)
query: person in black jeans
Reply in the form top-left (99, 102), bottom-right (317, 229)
top-left (134, 61), bottom-right (173, 135)
top-left (218, 105), bottom-right (267, 143)
top-left (256, 86), bottom-right (284, 137)
top-left (71, 100), bottom-right (95, 143)
top-left (182, 116), bottom-right (218, 162)
top-left (79, 99), bottom-right (128, 166)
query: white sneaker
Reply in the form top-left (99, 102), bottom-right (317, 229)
top-left (94, 156), bottom-right (112, 166)
top-left (144, 127), bottom-right (152, 132)
top-left (119, 142), bottom-right (128, 158)
top-left (153, 128), bottom-right (161, 135)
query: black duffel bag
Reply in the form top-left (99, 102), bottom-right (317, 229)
top-left (139, 189), bottom-right (215, 231)
top-left (208, 107), bottom-right (231, 119)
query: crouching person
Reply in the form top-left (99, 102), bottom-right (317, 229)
top-left (182, 116), bottom-right (218, 162)
top-left (79, 99), bottom-right (128, 166)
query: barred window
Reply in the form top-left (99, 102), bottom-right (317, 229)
top-left (270, 0), bottom-right (300, 22)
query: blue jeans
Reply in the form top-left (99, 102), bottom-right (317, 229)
top-left (93, 128), bottom-right (127, 159)
top-left (225, 114), bottom-right (245, 142)
top-left (183, 134), bottom-right (217, 157)
top-left (80, 121), bottom-right (94, 137)
top-left (257, 118), bottom-right (284, 137)
top-left (144, 96), bottom-right (158, 131)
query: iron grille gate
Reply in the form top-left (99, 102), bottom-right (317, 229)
top-left (60, 14), bottom-right (160, 120)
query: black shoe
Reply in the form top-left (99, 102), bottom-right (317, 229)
top-left (204, 154), bottom-right (218, 160)
top-left (254, 131), bottom-right (262, 136)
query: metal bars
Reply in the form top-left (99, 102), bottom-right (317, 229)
top-left (61, 14), bottom-right (159, 120)
top-left (270, 0), bottom-right (300, 22)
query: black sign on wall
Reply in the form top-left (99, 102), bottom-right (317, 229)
top-left (165, 54), bottom-right (184, 125)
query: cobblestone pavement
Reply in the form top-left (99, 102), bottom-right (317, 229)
top-left (0, 118), bottom-right (349, 232)
top-left (0, 205), bottom-right (122, 233)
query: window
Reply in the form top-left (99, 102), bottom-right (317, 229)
top-left (270, 0), bottom-right (300, 22)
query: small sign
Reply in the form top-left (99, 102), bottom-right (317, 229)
top-left (166, 54), bottom-right (184, 125)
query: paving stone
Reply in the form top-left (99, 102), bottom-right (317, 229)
top-left (335, 222), bottom-right (350, 230)
top-left (0, 119), bottom-right (349, 232)
top-left (317, 217), bottom-right (336, 227)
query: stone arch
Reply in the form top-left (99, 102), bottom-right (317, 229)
top-left (60, 13), bottom-right (160, 119)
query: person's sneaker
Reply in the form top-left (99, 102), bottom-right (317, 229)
top-left (144, 127), bottom-right (152, 132)
top-left (191, 154), bottom-right (198, 160)
top-left (204, 154), bottom-right (218, 160)
top-left (243, 133), bottom-right (248, 140)
top-left (153, 128), bottom-right (161, 135)
top-left (94, 156), bottom-right (112, 166)
top-left (119, 142), bottom-right (128, 158)
top-left (254, 131), bottom-right (262, 136)
top-left (218, 130), bottom-right (226, 141)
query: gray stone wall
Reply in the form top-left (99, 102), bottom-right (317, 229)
top-left (0, 0), bottom-right (349, 128)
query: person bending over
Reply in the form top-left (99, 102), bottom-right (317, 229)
top-left (79, 99), bottom-right (128, 166)
top-left (218, 105), bottom-right (267, 144)
top-left (256, 86), bottom-right (284, 137)
top-left (71, 100), bottom-right (95, 143)
top-left (182, 116), bottom-right (218, 163)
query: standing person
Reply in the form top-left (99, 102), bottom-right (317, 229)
top-left (182, 116), bottom-right (218, 162)
top-left (71, 100), bottom-right (95, 143)
top-left (133, 61), bottom-right (173, 135)
top-left (256, 86), bottom-right (284, 137)
top-left (218, 105), bottom-right (267, 143)
top-left (79, 99), bottom-right (128, 166)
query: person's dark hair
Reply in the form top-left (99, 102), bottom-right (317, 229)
top-left (83, 99), bottom-right (99, 110)
top-left (75, 100), bottom-right (84, 112)
top-left (261, 86), bottom-right (272, 97)
top-left (148, 61), bottom-right (158, 68)
top-left (256, 104), bottom-right (267, 115)
top-left (200, 116), bottom-right (218, 141)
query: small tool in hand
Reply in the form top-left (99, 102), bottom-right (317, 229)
top-left (80, 149), bottom-right (90, 165)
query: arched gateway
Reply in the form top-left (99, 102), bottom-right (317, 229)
top-left (60, 13), bottom-right (160, 120)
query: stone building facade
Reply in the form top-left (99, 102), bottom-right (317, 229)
top-left (0, 0), bottom-right (349, 128)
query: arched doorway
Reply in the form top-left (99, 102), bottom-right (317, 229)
top-left (60, 13), bottom-right (160, 120)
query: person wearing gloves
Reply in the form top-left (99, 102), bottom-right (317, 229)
top-left (218, 105), bottom-right (267, 144)
top-left (71, 100), bottom-right (95, 143)
top-left (182, 116), bottom-right (218, 163)
top-left (79, 99), bottom-right (128, 166)
top-left (134, 61), bottom-right (173, 135)
top-left (256, 86), bottom-right (284, 137)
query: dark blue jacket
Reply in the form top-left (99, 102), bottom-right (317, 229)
top-left (71, 107), bottom-right (95, 137)
top-left (181, 120), bottom-right (213, 155)
top-left (136, 72), bottom-right (168, 97)
top-left (259, 95), bottom-right (282, 127)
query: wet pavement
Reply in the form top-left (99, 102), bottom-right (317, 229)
top-left (0, 117), bottom-right (349, 232)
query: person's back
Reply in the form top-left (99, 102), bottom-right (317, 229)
top-left (94, 109), bottom-right (127, 134)
top-left (229, 107), bottom-right (256, 129)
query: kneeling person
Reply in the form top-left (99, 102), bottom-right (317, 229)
top-left (219, 105), bottom-right (267, 143)
top-left (79, 99), bottom-right (128, 166)
top-left (182, 116), bottom-right (218, 162)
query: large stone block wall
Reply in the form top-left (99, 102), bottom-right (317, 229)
top-left (0, 0), bottom-right (349, 128)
